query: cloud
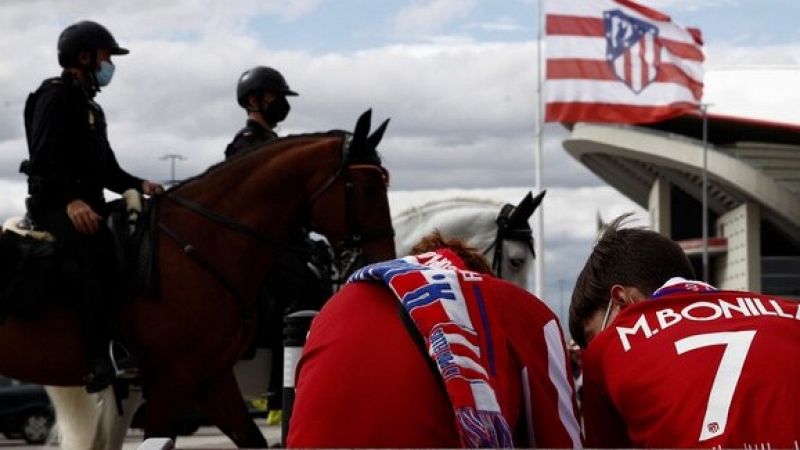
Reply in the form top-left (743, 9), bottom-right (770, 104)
top-left (0, 1), bottom-right (326, 37)
top-left (0, 11), bottom-right (589, 212)
top-left (704, 44), bottom-right (800, 124)
top-left (0, 179), bottom-right (28, 220)
top-left (515, 0), bottom-right (736, 11)
top-left (264, 0), bottom-right (328, 22)
top-left (465, 18), bottom-right (526, 33)
top-left (707, 43), bottom-right (800, 67)
top-left (4, 3), bottom-right (795, 199)
top-left (393, 0), bottom-right (479, 34)
top-left (648, 0), bottom-right (739, 12)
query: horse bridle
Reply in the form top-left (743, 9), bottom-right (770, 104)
top-left (158, 135), bottom-right (394, 321)
top-left (307, 144), bottom-right (394, 285)
top-left (483, 203), bottom-right (535, 279)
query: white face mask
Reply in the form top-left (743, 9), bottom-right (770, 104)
top-left (95, 60), bottom-right (115, 86)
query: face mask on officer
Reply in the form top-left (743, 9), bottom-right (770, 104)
top-left (260, 96), bottom-right (290, 126)
top-left (95, 60), bottom-right (115, 87)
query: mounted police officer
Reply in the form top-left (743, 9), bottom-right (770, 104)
top-left (225, 66), bottom-right (333, 423)
top-left (224, 66), bottom-right (298, 158)
top-left (23, 20), bottom-right (164, 393)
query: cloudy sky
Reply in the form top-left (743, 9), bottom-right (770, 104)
top-left (1, 0), bottom-right (798, 322)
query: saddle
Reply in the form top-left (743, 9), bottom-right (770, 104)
top-left (1, 217), bottom-right (55, 242)
top-left (0, 224), bottom-right (60, 319)
top-left (0, 190), bottom-right (157, 319)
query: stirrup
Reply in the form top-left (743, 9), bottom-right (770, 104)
top-left (109, 341), bottom-right (139, 379)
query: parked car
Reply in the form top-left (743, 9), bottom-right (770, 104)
top-left (0, 377), bottom-right (54, 444)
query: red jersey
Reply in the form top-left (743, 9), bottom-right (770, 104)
top-left (287, 278), bottom-right (582, 448)
top-left (583, 284), bottom-right (800, 448)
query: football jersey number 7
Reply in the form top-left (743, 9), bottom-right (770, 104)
top-left (675, 330), bottom-right (756, 441)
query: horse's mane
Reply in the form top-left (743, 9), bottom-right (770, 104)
top-left (165, 130), bottom-right (348, 193)
top-left (392, 197), bottom-right (506, 223)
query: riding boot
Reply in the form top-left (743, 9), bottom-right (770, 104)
top-left (95, 239), bottom-right (139, 378)
top-left (85, 357), bottom-right (115, 394)
top-left (34, 206), bottom-right (131, 391)
top-left (81, 275), bottom-right (115, 393)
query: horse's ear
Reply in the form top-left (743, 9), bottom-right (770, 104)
top-left (366, 118), bottom-right (390, 153)
top-left (509, 190), bottom-right (546, 226)
top-left (350, 109), bottom-right (372, 157)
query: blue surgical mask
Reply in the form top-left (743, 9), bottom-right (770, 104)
top-left (95, 61), bottom-right (115, 87)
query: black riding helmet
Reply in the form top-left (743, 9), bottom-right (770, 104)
top-left (58, 21), bottom-right (129, 68)
top-left (236, 66), bottom-right (298, 108)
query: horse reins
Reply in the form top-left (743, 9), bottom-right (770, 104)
top-left (339, 164), bottom-right (393, 281)
top-left (156, 194), bottom-right (307, 327)
top-left (157, 219), bottom-right (254, 324)
top-left (157, 149), bottom-right (393, 326)
top-left (306, 159), bottom-right (394, 287)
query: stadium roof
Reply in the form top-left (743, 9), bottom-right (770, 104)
top-left (562, 114), bottom-right (800, 242)
top-left (644, 113), bottom-right (800, 147)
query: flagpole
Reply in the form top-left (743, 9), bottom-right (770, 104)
top-left (701, 103), bottom-right (710, 282)
top-left (534, 0), bottom-right (545, 299)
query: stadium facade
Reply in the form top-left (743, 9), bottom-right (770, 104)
top-left (563, 114), bottom-right (800, 298)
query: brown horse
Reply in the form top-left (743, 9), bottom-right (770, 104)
top-left (5, 110), bottom-right (395, 448)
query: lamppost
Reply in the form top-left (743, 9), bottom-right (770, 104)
top-left (159, 153), bottom-right (186, 185)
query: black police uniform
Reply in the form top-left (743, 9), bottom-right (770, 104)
top-left (24, 71), bottom-right (143, 386)
top-left (224, 119), bottom-right (278, 159)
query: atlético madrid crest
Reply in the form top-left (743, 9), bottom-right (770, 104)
top-left (604, 9), bottom-right (662, 94)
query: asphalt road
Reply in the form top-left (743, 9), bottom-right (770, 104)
top-left (122, 421), bottom-right (281, 449)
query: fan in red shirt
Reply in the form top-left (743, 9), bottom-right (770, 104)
top-left (570, 214), bottom-right (800, 448)
top-left (287, 232), bottom-right (581, 448)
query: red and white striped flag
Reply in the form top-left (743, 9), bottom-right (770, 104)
top-left (545, 0), bottom-right (703, 124)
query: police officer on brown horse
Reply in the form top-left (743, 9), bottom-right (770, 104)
top-left (225, 66), bottom-right (298, 158)
top-left (23, 20), bottom-right (164, 393)
top-left (225, 67), bottom-right (335, 422)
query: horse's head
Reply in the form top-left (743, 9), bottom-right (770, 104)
top-left (307, 110), bottom-right (396, 276)
top-left (492, 190), bottom-right (545, 288)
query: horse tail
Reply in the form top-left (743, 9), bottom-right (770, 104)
top-left (45, 386), bottom-right (103, 450)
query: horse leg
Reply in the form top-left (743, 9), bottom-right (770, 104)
top-left (46, 386), bottom-right (102, 450)
top-left (142, 379), bottom-right (193, 441)
top-left (50, 385), bottom-right (142, 450)
top-left (95, 386), bottom-right (144, 450)
top-left (193, 369), bottom-right (268, 448)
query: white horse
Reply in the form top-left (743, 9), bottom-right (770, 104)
top-left (45, 190), bottom-right (545, 449)
top-left (393, 190), bottom-right (543, 288)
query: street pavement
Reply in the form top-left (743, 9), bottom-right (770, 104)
top-left (0, 421), bottom-right (280, 449)
top-left (122, 421), bottom-right (281, 449)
